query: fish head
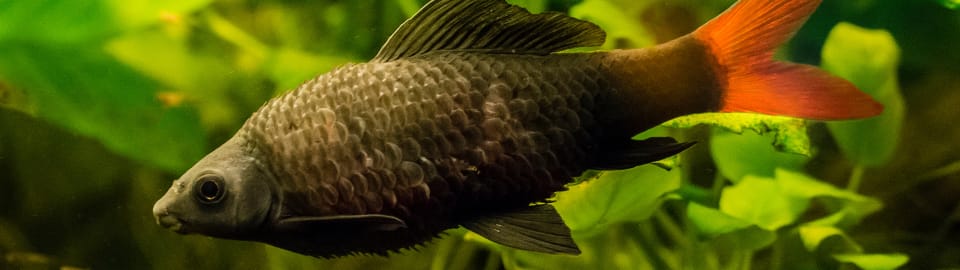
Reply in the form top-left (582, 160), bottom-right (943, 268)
top-left (152, 135), bottom-right (276, 240)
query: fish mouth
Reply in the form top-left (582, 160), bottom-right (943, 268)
top-left (156, 212), bottom-right (189, 234)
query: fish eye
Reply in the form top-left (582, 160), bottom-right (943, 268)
top-left (194, 174), bottom-right (226, 204)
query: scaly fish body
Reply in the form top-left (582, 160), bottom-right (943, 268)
top-left (153, 0), bottom-right (882, 258)
top-left (242, 52), bottom-right (614, 255)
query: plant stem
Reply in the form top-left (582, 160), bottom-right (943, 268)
top-left (846, 165), bottom-right (865, 192)
top-left (710, 172), bottom-right (727, 207)
top-left (741, 251), bottom-right (753, 270)
top-left (725, 249), bottom-right (741, 270)
top-left (769, 236), bottom-right (783, 270)
top-left (917, 159), bottom-right (960, 182)
top-left (637, 222), bottom-right (672, 270)
top-left (202, 10), bottom-right (270, 61)
top-left (655, 210), bottom-right (687, 247)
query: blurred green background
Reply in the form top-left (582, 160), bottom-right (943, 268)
top-left (1, 0), bottom-right (958, 269)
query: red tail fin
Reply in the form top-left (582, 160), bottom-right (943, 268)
top-left (693, 0), bottom-right (882, 120)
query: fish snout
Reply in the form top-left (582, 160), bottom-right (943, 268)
top-left (153, 191), bottom-right (187, 233)
top-left (154, 210), bottom-right (186, 233)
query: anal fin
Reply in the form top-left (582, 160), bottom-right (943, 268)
top-left (592, 137), bottom-right (695, 170)
top-left (462, 204), bottom-right (580, 254)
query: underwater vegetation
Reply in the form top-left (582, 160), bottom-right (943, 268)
top-left (0, 0), bottom-right (958, 269)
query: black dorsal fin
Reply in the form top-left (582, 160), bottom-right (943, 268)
top-left (372, 0), bottom-right (606, 62)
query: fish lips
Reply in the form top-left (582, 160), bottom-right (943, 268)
top-left (155, 212), bottom-right (190, 234)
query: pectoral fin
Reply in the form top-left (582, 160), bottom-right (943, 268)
top-left (277, 214), bottom-right (407, 232)
top-left (462, 204), bottom-right (581, 254)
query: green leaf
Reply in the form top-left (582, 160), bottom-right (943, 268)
top-left (0, 0), bottom-right (116, 43)
top-left (822, 22), bottom-right (905, 167)
top-left (797, 225), bottom-right (861, 252)
top-left (687, 203), bottom-right (752, 238)
top-left (833, 253), bottom-right (910, 270)
top-left (710, 128), bottom-right (809, 183)
top-left (0, 45), bottom-right (206, 171)
top-left (932, 0), bottom-right (960, 9)
top-left (555, 164), bottom-right (682, 233)
top-left (0, 0), bottom-right (212, 44)
top-left (775, 169), bottom-right (883, 228)
top-left (688, 203), bottom-right (777, 255)
top-left (569, 0), bottom-right (655, 49)
top-left (0, 0), bottom-right (212, 171)
top-left (713, 226), bottom-right (778, 252)
top-left (719, 176), bottom-right (809, 231)
top-left (105, 29), bottom-right (248, 130)
top-left (104, 0), bottom-right (214, 30)
top-left (664, 113), bottom-right (811, 155)
top-left (716, 168), bottom-right (881, 233)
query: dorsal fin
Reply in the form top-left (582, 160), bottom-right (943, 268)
top-left (372, 0), bottom-right (606, 62)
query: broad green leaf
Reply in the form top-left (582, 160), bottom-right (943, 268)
top-left (0, 0), bottom-right (116, 43)
top-left (713, 226), bottom-right (777, 252)
top-left (0, 45), bottom-right (205, 171)
top-left (710, 129), bottom-right (809, 183)
top-left (776, 169), bottom-right (883, 228)
top-left (717, 169), bottom-right (881, 233)
top-left (0, 0), bottom-right (211, 44)
top-left (797, 225), bottom-right (860, 252)
top-left (106, 29), bottom-right (247, 130)
top-left (822, 23), bottom-right (905, 167)
top-left (107, 30), bottom-right (203, 92)
top-left (933, 0), bottom-right (960, 9)
top-left (833, 254), bottom-right (909, 270)
top-left (569, 0), bottom-right (655, 49)
top-left (555, 164), bottom-right (682, 233)
top-left (105, 0), bottom-right (214, 30)
top-left (0, 0), bottom-right (213, 171)
top-left (687, 203), bottom-right (751, 237)
top-left (664, 113), bottom-right (810, 155)
top-left (688, 203), bottom-right (777, 256)
top-left (719, 176), bottom-right (808, 230)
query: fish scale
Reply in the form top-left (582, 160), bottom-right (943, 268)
top-left (241, 51), bottom-right (602, 228)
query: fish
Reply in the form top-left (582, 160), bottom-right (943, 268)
top-left (151, 0), bottom-right (882, 258)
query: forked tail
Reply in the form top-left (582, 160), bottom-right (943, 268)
top-left (693, 0), bottom-right (883, 119)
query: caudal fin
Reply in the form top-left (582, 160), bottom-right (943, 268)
top-left (693, 0), bottom-right (882, 120)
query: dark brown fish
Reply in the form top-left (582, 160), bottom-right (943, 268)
top-left (152, 0), bottom-right (882, 258)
